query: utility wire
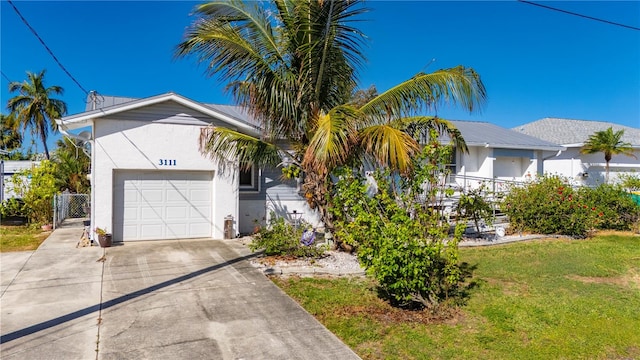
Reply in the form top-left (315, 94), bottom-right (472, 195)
top-left (517, 0), bottom-right (640, 31)
top-left (7, 0), bottom-right (90, 95)
top-left (1, 70), bottom-right (12, 83)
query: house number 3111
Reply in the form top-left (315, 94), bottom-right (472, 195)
top-left (159, 159), bottom-right (177, 166)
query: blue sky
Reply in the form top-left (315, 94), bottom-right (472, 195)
top-left (1, 1), bottom-right (639, 154)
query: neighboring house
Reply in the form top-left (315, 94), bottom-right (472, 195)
top-left (514, 118), bottom-right (640, 186)
top-left (56, 92), bottom-right (319, 242)
top-left (443, 120), bottom-right (565, 192)
top-left (56, 92), bottom-right (564, 242)
top-left (0, 160), bottom-right (40, 202)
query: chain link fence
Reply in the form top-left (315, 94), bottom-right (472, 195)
top-left (53, 194), bottom-right (90, 229)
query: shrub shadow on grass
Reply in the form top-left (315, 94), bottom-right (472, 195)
top-left (373, 261), bottom-right (481, 316)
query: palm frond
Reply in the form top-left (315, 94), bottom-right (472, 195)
top-left (199, 126), bottom-right (283, 173)
top-left (392, 116), bottom-right (468, 153)
top-left (359, 66), bottom-right (486, 124)
top-left (581, 127), bottom-right (636, 158)
top-left (303, 106), bottom-right (358, 171)
top-left (359, 125), bottom-right (421, 173)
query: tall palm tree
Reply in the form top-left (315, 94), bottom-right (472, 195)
top-left (1, 113), bottom-right (23, 156)
top-left (581, 127), bottom-right (636, 183)
top-left (176, 0), bottom-right (486, 226)
top-left (7, 69), bottom-right (67, 160)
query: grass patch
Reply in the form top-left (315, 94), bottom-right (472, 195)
top-left (0, 225), bottom-right (50, 252)
top-left (273, 234), bottom-right (640, 359)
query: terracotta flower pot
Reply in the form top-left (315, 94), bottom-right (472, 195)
top-left (98, 234), bottom-right (112, 248)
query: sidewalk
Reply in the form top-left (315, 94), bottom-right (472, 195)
top-left (0, 225), bottom-right (103, 359)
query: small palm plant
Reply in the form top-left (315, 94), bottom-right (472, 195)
top-left (581, 127), bottom-right (636, 183)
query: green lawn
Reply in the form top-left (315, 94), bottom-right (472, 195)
top-left (274, 234), bottom-right (640, 359)
top-left (0, 225), bottom-right (50, 252)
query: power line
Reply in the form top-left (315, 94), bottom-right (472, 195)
top-left (7, 0), bottom-right (90, 95)
top-left (517, 0), bottom-right (640, 31)
top-left (1, 70), bottom-right (12, 83)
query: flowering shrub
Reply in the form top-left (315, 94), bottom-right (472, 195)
top-left (582, 184), bottom-right (640, 231)
top-left (501, 175), bottom-right (599, 237)
top-left (249, 214), bottom-right (325, 258)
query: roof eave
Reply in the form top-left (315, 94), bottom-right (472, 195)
top-left (55, 93), bottom-right (260, 135)
top-left (465, 142), bottom-right (565, 152)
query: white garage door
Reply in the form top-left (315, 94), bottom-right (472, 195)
top-left (113, 171), bottom-right (213, 241)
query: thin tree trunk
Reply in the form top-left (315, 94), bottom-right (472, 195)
top-left (40, 126), bottom-right (50, 160)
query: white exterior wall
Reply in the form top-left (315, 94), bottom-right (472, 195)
top-left (92, 119), bottom-right (237, 240)
top-left (544, 147), bottom-right (640, 186)
top-left (265, 199), bottom-right (322, 229)
top-left (239, 199), bottom-right (266, 234)
top-left (454, 146), bottom-right (494, 189)
top-left (454, 146), bottom-right (543, 192)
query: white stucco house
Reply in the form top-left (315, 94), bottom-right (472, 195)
top-left (56, 92), bottom-right (320, 242)
top-left (442, 120), bottom-right (564, 192)
top-left (56, 92), bottom-right (566, 243)
top-left (514, 118), bottom-right (640, 186)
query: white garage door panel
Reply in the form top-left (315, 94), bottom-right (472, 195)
top-left (114, 171), bottom-right (214, 241)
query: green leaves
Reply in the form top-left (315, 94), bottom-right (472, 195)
top-left (581, 127), bottom-right (636, 183)
top-left (330, 143), bottom-right (470, 310)
top-left (501, 175), bottom-right (601, 237)
top-left (177, 0), bottom-right (486, 229)
top-left (7, 69), bottom-right (67, 160)
top-left (10, 160), bottom-right (60, 225)
top-left (198, 126), bottom-right (282, 172)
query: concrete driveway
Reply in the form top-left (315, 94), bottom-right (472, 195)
top-left (1, 225), bottom-right (360, 359)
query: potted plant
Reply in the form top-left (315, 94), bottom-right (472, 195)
top-left (95, 227), bottom-right (112, 247)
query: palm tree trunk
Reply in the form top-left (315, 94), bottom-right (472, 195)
top-left (301, 168), bottom-right (334, 236)
top-left (39, 126), bottom-right (50, 160)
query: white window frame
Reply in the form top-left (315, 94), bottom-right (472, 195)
top-left (239, 164), bottom-right (258, 191)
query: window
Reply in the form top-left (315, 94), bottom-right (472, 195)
top-left (445, 148), bottom-right (457, 174)
top-left (239, 164), bottom-right (257, 190)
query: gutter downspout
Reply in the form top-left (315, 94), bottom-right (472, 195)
top-left (540, 149), bottom-right (564, 176)
top-left (543, 149), bottom-right (563, 161)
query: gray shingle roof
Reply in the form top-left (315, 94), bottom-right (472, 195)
top-left (202, 103), bottom-right (260, 128)
top-left (79, 94), bottom-right (564, 151)
top-left (446, 120), bottom-right (564, 151)
top-left (83, 93), bottom-right (258, 128)
top-left (513, 118), bottom-right (640, 146)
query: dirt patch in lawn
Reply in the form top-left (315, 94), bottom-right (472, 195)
top-left (333, 301), bottom-right (465, 325)
top-left (567, 270), bottom-right (640, 290)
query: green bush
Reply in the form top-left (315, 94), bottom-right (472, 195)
top-left (0, 198), bottom-right (27, 218)
top-left (331, 139), bottom-right (472, 310)
top-left (617, 172), bottom-right (640, 191)
top-left (455, 184), bottom-right (494, 233)
top-left (249, 214), bottom-right (326, 258)
top-left (582, 183), bottom-right (640, 231)
top-left (10, 160), bottom-right (60, 225)
top-left (501, 175), bottom-right (599, 237)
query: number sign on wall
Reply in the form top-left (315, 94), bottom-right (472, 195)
top-left (159, 159), bottom-right (177, 166)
